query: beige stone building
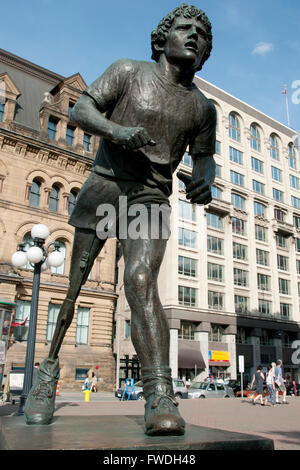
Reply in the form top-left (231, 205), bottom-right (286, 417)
top-left (115, 75), bottom-right (300, 386)
top-left (0, 48), bottom-right (117, 390)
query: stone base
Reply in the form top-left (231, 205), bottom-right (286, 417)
top-left (0, 415), bottom-right (274, 450)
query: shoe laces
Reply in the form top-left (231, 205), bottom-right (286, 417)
top-left (32, 381), bottom-right (53, 401)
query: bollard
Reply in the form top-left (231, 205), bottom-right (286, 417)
top-left (83, 390), bottom-right (91, 402)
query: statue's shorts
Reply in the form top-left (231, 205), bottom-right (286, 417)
top-left (68, 170), bottom-right (171, 241)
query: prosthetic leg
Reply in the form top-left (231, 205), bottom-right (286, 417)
top-left (24, 229), bottom-right (105, 425)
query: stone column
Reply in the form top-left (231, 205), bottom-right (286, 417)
top-left (273, 338), bottom-right (283, 363)
top-left (169, 319), bottom-right (180, 378)
top-left (194, 321), bottom-right (210, 381)
top-left (249, 328), bottom-right (262, 377)
top-left (222, 325), bottom-right (237, 379)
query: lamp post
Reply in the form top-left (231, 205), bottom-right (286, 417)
top-left (11, 224), bottom-right (64, 415)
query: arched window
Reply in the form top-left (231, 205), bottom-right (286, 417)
top-left (29, 179), bottom-right (41, 207)
top-left (51, 239), bottom-right (66, 275)
top-left (288, 143), bottom-right (296, 169)
top-left (22, 232), bottom-right (34, 270)
top-left (250, 124), bottom-right (261, 152)
top-left (0, 102), bottom-right (4, 122)
top-left (49, 184), bottom-right (60, 212)
top-left (68, 189), bottom-right (79, 215)
top-left (270, 134), bottom-right (280, 160)
top-left (228, 113), bottom-right (241, 142)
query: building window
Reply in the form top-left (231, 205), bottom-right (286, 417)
top-left (76, 307), bottom-right (90, 344)
top-left (179, 199), bottom-right (196, 221)
top-left (288, 143), bottom-right (296, 169)
top-left (228, 113), bottom-right (241, 142)
top-left (250, 124), bottom-right (261, 152)
top-left (178, 227), bottom-right (197, 248)
top-left (125, 320), bottom-right (131, 339)
top-left (15, 300), bottom-right (31, 341)
top-left (229, 146), bottom-right (243, 165)
top-left (276, 233), bottom-right (288, 248)
top-left (254, 201), bottom-right (266, 217)
top-left (66, 125), bottom-right (75, 146)
top-left (209, 324), bottom-right (225, 341)
top-left (237, 327), bottom-right (249, 344)
top-left (231, 193), bottom-right (245, 210)
top-left (233, 268), bottom-right (248, 287)
top-left (252, 179), bottom-right (265, 195)
top-left (279, 278), bottom-right (290, 295)
top-left (207, 212), bottom-right (223, 230)
top-left (258, 299), bottom-right (272, 316)
top-left (48, 117), bottom-right (58, 140)
top-left (68, 102), bottom-right (75, 119)
top-left (256, 248), bottom-right (269, 266)
top-left (277, 254), bottom-right (288, 271)
top-left (230, 170), bottom-right (244, 187)
top-left (290, 175), bottom-right (300, 190)
top-left (296, 238), bottom-right (300, 252)
top-left (46, 303), bottom-right (60, 342)
top-left (51, 240), bottom-right (66, 275)
top-left (261, 330), bottom-right (272, 346)
top-left (270, 134), bottom-right (280, 160)
top-left (207, 235), bottom-right (223, 255)
top-left (296, 260), bottom-right (300, 275)
top-left (215, 164), bottom-right (222, 178)
top-left (232, 217), bottom-right (246, 235)
top-left (75, 368), bottom-right (89, 381)
top-left (257, 273), bottom-right (271, 291)
top-left (83, 133), bottom-right (92, 152)
top-left (255, 224), bottom-right (267, 242)
top-left (273, 188), bottom-right (284, 203)
top-left (29, 179), bottom-right (41, 207)
top-left (68, 189), bottom-right (78, 215)
top-left (233, 242), bottom-right (247, 260)
top-left (271, 166), bottom-right (282, 182)
top-left (292, 196), bottom-right (300, 209)
top-left (235, 295), bottom-right (249, 314)
top-left (178, 286), bottom-right (197, 307)
top-left (0, 102), bottom-right (5, 122)
top-left (178, 255), bottom-right (197, 277)
top-left (178, 321), bottom-right (196, 340)
top-left (211, 185), bottom-right (222, 199)
top-left (207, 262), bottom-right (224, 282)
top-left (182, 152), bottom-right (192, 167)
top-left (49, 184), bottom-right (60, 212)
top-left (208, 291), bottom-right (224, 311)
top-left (294, 215), bottom-right (300, 230)
top-left (251, 157), bottom-right (263, 174)
top-left (280, 303), bottom-right (291, 320)
top-left (274, 208), bottom-right (285, 222)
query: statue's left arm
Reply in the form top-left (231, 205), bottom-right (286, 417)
top-left (177, 98), bottom-right (217, 205)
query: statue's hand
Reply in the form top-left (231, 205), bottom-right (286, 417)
top-left (112, 126), bottom-right (156, 150)
top-left (177, 171), bottom-right (212, 205)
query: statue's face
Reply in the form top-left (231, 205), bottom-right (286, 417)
top-left (163, 16), bottom-right (208, 70)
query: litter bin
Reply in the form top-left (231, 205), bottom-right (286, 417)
top-left (83, 390), bottom-right (91, 402)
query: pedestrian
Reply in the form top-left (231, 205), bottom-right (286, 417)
top-left (274, 359), bottom-right (288, 404)
top-left (82, 374), bottom-right (90, 391)
top-left (91, 372), bottom-right (97, 392)
top-left (250, 365), bottom-right (265, 406)
top-left (264, 364), bottom-right (277, 407)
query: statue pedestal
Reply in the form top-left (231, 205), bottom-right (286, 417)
top-left (0, 415), bottom-right (274, 450)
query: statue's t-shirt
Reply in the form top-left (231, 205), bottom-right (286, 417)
top-left (84, 59), bottom-right (216, 199)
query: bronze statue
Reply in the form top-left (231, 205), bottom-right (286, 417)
top-left (24, 3), bottom-right (216, 436)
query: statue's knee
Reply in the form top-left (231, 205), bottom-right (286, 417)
top-left (125, 266), bottom-right (151, 297)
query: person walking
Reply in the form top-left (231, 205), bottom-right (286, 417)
top-left (274, 360), bottom-right (288, 404)
top-left (250, 365), bottom-right (265, 406)
top-left (90, 372), bottom-right (97, 392)
top-left (264, 364), bottom-right (277, 407)
top-left (82, 374), bottom-right (90, 391)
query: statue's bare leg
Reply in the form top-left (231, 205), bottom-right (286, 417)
top-left (24, 228), bottom-right (105, 425)
top-left (121, 234), bottom-right (185, 436)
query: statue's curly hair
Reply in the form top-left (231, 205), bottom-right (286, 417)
top-left (151, 3), bottom-right (213, 71)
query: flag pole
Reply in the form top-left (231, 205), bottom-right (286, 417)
top-left (283, 85), bottom-right (290, 127)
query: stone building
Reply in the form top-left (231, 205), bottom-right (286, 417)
top-left (0, 48), bottom-right (117, 390)
top-left (115, 75), bottom-right (300, 386)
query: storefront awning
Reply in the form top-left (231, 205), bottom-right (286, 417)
top-left (178, 348), bottom-right (206, 369)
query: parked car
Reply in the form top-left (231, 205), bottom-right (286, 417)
top-left (115, 378), bottom-right (188, 400)
top-left (188, 381), bottom-right (234, 399)
top-left (224, 379), bottom-right (249, 396)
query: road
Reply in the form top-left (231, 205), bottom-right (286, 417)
top-left (1, 392), bottom-right (300, 450)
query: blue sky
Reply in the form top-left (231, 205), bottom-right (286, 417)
top-left (1, 0), bottom-right (299, 131)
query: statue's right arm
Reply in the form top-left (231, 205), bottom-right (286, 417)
top-left (71, 94), bottom-right (155, 150)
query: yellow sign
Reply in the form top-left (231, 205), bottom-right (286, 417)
top-left (209, 350), bottom-right (230, 362)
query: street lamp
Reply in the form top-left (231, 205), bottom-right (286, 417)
top-left (11, 224), bottom-right (64, 415)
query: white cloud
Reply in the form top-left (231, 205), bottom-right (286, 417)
top-left (251, 42), bottom-right (274, 56)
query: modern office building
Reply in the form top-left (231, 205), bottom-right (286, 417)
top-left (114, 74), bottom-right (300, 386)
top-left (0, 48), bottom-right (117, 390)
